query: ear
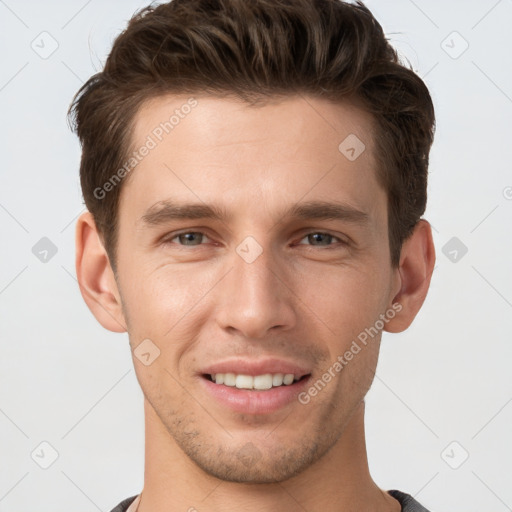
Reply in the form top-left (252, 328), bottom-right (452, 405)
top-left (75, 211), bottom-right (127, 333)
top-left (384, 219), bottom-right (436, 333)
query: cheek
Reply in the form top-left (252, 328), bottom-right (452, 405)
top-left (125, 261), bottom-right (205, 320)
top-left (121, 262), bottom-right (217, 362)
top-left (294, 262), bottom-right (389, 340)
top-left (293, 263), bottom-right (389, 394)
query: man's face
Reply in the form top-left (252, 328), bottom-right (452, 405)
top-left (114, 94), bottom-right (400, 483)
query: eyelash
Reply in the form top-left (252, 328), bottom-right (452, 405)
top-left (162, 230), bottom-right (347, 249)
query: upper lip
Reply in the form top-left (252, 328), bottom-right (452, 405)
top-left (200, 358), bottom-right (312, 378)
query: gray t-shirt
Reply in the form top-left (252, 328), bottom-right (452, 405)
top-left (110, 489), bottom-right (431, 511)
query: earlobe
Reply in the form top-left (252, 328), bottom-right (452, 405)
top-left (384, 219), bottom-right (436, 333)
top-left (75, 211), bottom-right (127, 333)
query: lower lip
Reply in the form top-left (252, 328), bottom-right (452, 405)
top-left (199, 376), bottom-right (311, 415)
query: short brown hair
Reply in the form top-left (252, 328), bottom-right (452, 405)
top-left (68, 0), bottom-right (435, 272)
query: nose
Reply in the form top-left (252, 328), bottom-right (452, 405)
top-left (214, 240), bottom-right (297, 340)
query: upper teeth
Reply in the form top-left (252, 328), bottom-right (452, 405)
top-left (211, 373), bottom-right (298, 390)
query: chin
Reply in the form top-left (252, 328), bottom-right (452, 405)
top-left (177, 434), bottom-right (331, 484)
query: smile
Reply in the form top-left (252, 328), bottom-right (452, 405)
top-left (206, 372), bottom-right (305, 390)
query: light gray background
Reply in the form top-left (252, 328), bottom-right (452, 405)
top-left (0, 1), bottom-right (511, 511)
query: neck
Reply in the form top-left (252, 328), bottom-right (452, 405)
top-left (137, 400), bottom-right (400, 512)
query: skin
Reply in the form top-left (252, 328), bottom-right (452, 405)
top-left (76, 94), bottom-right (435, 512)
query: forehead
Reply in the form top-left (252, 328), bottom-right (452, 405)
top-left (119, 93), bottom-right (385, 230)
top-left (132, 92), bottom-right (378, 160)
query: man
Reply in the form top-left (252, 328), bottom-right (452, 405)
top-left (68, 0), bottom-right (436, 510)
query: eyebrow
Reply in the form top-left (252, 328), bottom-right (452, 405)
top-left (140, 199), bottom-right (370, 227)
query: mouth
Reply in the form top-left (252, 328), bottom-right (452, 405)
top-left (198, 361), bottom-right (312, 414)
top-left (202, 372), bottom-right (310, 390)
top-left (198, 358), bottom-right (313, 414)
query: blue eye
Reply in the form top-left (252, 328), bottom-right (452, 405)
top-left (164, 231), bottom-right (345, 249)
top-left (298, 232), bottom-right (344, 247)
top-left (167, 232), bottom-right (211, 246)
